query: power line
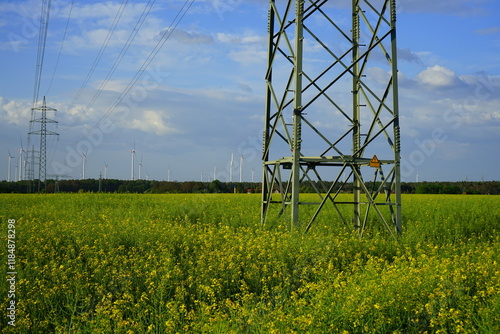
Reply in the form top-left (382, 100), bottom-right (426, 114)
top-left (68, 0), bottom-right (157, 127)
top-left (84, 0), bottom-right (195, 137)
top-left (27, 0), bottom-right (52, 185)
top-left (45, 0), bottom-right (75, 96)
top-left (32, 0), bottom-right (52, 108)
top-left (63, 0), bottom-right (129, 117)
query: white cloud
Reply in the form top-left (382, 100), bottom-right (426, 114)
top-left (216, 32), bottom-right (236, 43)
top-left (128, 110), bottom-right (180, 136)
top-left (215, 30), bottom-right (267, 66)
top-left (447, 98), bottom-right (500, 126)
top-left (0, 97), bottom-right (31, 126)
top-left (228, 46), bottom-right (266, 66)
top-left (56, 3), bottom-right (198, 53)
top-left (64, 2), bottom-right (151, 25)
top-left (216, 31), bottom-right (264, 45)
top-left (93, 80), bottom-right (127, 93)
top-left (399, 70), bottom-right (500, 154)
top-left (0, 0), bottom-right (40, 17)
top-left (416, 65), bottom-right (462, 87)
top-left (168, 29), bottom-right (214, 44)
top-left (241, 35), bottom-right (263, 44)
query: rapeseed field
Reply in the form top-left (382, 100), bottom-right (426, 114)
top-left (1, 193), bottom-right (499, 333)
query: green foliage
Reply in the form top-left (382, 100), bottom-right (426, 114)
top-left (415, 182), bottom-right (462, 194)
top-left (0, 194), bottom-right (499, 333)
top-left (1, 180), bottom-right (499, 194)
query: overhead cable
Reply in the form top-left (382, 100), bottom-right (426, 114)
top-left (84, 0), bottom-right (195, 137)
top-left (69, 0), bottom-right (157, 127)
top-left (45, 0), bottom-right (75, 96)
top-left (32, 0), bottom-right (52, 108)
top-left (64, 0), bottom-right (129, 116)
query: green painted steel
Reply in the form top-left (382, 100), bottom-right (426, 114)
top-left (291, 0), bottom-right (303, 229)
top-left (261, 0), bottom-right (402, 236)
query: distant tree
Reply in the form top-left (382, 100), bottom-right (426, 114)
top-left (415, 182), bottom-right (440, 194)
top-left (439, 184), bottom-right (462, 194)
top-left (209, 180), bottom-right (226, 193)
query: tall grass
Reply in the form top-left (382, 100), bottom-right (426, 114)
top-left (1, 193), bottom-right (499, 333)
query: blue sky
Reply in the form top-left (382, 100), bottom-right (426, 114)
top-left (0, 0), bottom-right (499, 182)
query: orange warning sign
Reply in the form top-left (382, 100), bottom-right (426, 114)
top-left (369, 155), bottom-right (381, 168)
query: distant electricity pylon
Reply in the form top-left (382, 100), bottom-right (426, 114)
top-left (29, 96), bottom-right (59, 188)
top-left (261, 0), bottom-right (402, 236)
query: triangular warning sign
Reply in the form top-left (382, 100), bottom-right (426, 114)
top-left (369, 155), bottom-right (381, 168)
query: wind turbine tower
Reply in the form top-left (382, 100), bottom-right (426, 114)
top-left (131, 144), bottom-right (136, 181)
top-left (18, 148), bottom-right (23, 181)
top-left (239, 156), bottom-right (244, 182)
top-left (138, 156), bottom-right (143, 180)
top-left (81, 151), bottom-right (87, 180)
top-left (261, 0), bottom-right (402, 235)
top-left (230, 151), bottom-right (234, 182)
top-left (7, 151), bottom-right (15, 182)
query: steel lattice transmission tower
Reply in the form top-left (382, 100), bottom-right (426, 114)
top-left (29, 96), bottom-right (59, 186)
top-left (261, 0), bottom-right (402, 235)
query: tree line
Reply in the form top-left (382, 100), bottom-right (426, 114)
top-left (0, 179), bottom-right (499, 195)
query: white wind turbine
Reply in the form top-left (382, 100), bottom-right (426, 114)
top-left (18, 138), bottom-right (26, 181)
top-left (81, 150), bottom-right (87, 180)
top-left (138, 156), bottom-right (143, 180)
top-left (7, 150), bottom-right (15, 182)
top-left (239, 155), bottom-right (244, 182)
top-left (130, 143), bottom-right (136, 181)
top-left (18, 148), bottom-right (24, 181)
top-left (229, 151), bottom-right (234, 182)
top-left (104, 163), bottom-right (108, 179)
